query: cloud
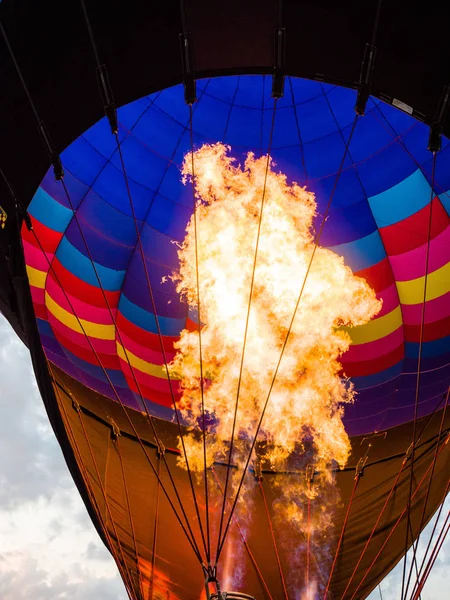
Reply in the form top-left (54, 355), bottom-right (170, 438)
top-left (0, 315), bottom-right (126, 599)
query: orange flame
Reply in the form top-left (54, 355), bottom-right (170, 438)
top-left (169, 143), bottom-right (381, 589)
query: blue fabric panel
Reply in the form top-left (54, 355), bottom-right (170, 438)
top-left (61, 135), bottom-right (108, 187)
top-left (109, 134), bottom-right (170, 190)
top-left (321, 199), bottom-right (378, 246)
top-left (356, 141), bottom-right (417, 198)
top-left (117, 95), bottom-right (154, 131)
top-left (64, 215), bottom-right (135, 272)
top-left (148, 194), bottom-right (192, 240)
top-left (347, 111), bottom-right (396, 163)
top-left (133, 105), bottom-right (187, 159)
top-left (157, 162), bottom-right (193, 208)
top-left (75, 189), bottom-right (138, 249)
top-left (83, 118), bottom-right (127, 158)
top-left (312, 168), bottom-right (367, 210)
top-left (225, 105), bottom-right (266, 148)
top-left (286, 77), bottom-right (325, 105)
top-left (91, 161), bottom-right (154, 221)
top-left (323, 86), bottom-right (357, 130)
top-left (139, 224), bottom-right (180, 268)
top-left (303, 131), bottom-right (353, 179)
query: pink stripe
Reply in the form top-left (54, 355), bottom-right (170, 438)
top-left (23, 239), bottom-right (53, 272)
top-left (48, 311), bottom-right (118, 356)
top-left (119, 358), bottom-right (180, 394)
top-left (402, 290), bottom-right (450, 325)
top-left (46, 275), bottom-right (115, 325)
top-left (376, 283), bottom-right (399, 318)
top-left (342, 326), bottom-right (404, 362)
top-left (118, 330), bottom-right (176, 366)
top-left (389, 225), bottom-right (450, 281)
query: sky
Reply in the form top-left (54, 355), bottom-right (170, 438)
top-left (0, 313), bottom-right (448, 599)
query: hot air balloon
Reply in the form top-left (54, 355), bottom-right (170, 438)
top-left (0, 1), bottom-right (449, 599)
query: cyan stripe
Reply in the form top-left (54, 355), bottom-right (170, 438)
top-left (329, 229), bottom-right (386, 272)
top-left (368, 169), bottom-right (431, 227)
top-left (29, 186), bottom-right (73, 233)
top-left (56, 237), bottom-right (126, 291)
top-left (119, 293), bottom-right (184, 337)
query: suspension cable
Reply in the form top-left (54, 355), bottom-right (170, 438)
top-left (77, 0), bottom-right (210, 560)
top-left (411, 509), bottom-right (449, 600)
top-left (211, 466), bottom-right (274, 599)
top-left (347, 433), bottom-right (450, 600)
top-left (403, 388), bottom-right (449, 598)
top-left (323, 474), bottom-right (360, 599)
top-left (215, 113), bottom-right (360, 564)
top-left (51, 364), bottom-right (138, 598)
top-left (116, 433), bottom-right (146, 599)
top-left (258, 479), bottom-right (289, 600)
top-left (149, 455), bottom-right (162, 600)
top-left (30, 227), bottom-right (203, 563)
top-left (215, 97), bottom-right (279, 563)
top-left (0, 2), bottom-right (205, 564)
top-left (400, 151), bottom-right (438, 600)
top-left (187, 102), bottom-right (211, 562)
top-left (53, 367), bottom-right (136, 600)
top-left (409, 479), bottom-right (450, 600)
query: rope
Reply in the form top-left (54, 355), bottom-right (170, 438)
top-left (30, 227), bottom-right (204, 563)
top-left (409, 479), bottom-right (450, 600)
top-left (53, 368), bottom-right (135, 600)
top-left (77, 0), bottom-right (209, 561)
top-left (411, 510), bottom-right (449, 600)
top-left (215, 97), bottom-right (279, 564)
top-left (51, 366), bottom-right (137, 597)
top-left (211, 467), bottom-right (274, 599)
top-left (400, 151), bottom-right (438, 600)
top-left (258, 479), bottom-right (289, 600)
top-left (116, 434), bottom-right (146, 599)
top-left (403, 388), bottom-right (449, 598)
top-left (216, 113), bottom-right (360, 564)
top-left (347, 434), bottom-right (450, 600)
top-left (187, 102), bottom-right (211, 562)
top-left (323, 475), bottom-right (360, 599)
top-left (149, 457), bottom-right (162, 600)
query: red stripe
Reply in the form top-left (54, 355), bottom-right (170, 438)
top-left (342, 343), bottom-right (404, 377)
top-left (116, 311), bottom-right (179, 354)
top-left (123, 371), bottom-right (181, 408)
top-left (355, 257), bottom-right (394, 293)
top-left (51, 257), bottom-right (120, 308)
top-left (404, 314), bottom-right (450, 343)
top-left (32, 301), bottom-right (48, 321)
top-left (48, 319), bottom-right (121, 370)
top-left (22, 215), bottom-right (63, 253)
top-left (379, 197), bottom-right (449, 256)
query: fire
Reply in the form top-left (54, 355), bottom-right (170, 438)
top-left (169, 143), bottom-right (381, 593)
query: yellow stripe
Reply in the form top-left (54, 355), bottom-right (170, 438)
top-left (26, 265), bottom-right (46, 289)
top-left (117, 343), bottom-right (180, 380)
top-left (45, 292), bottom-right (115, 340)
top-left (396, 261), bottom-right (450, 305)
top-left (342, 305), bottom-right (402, 345)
